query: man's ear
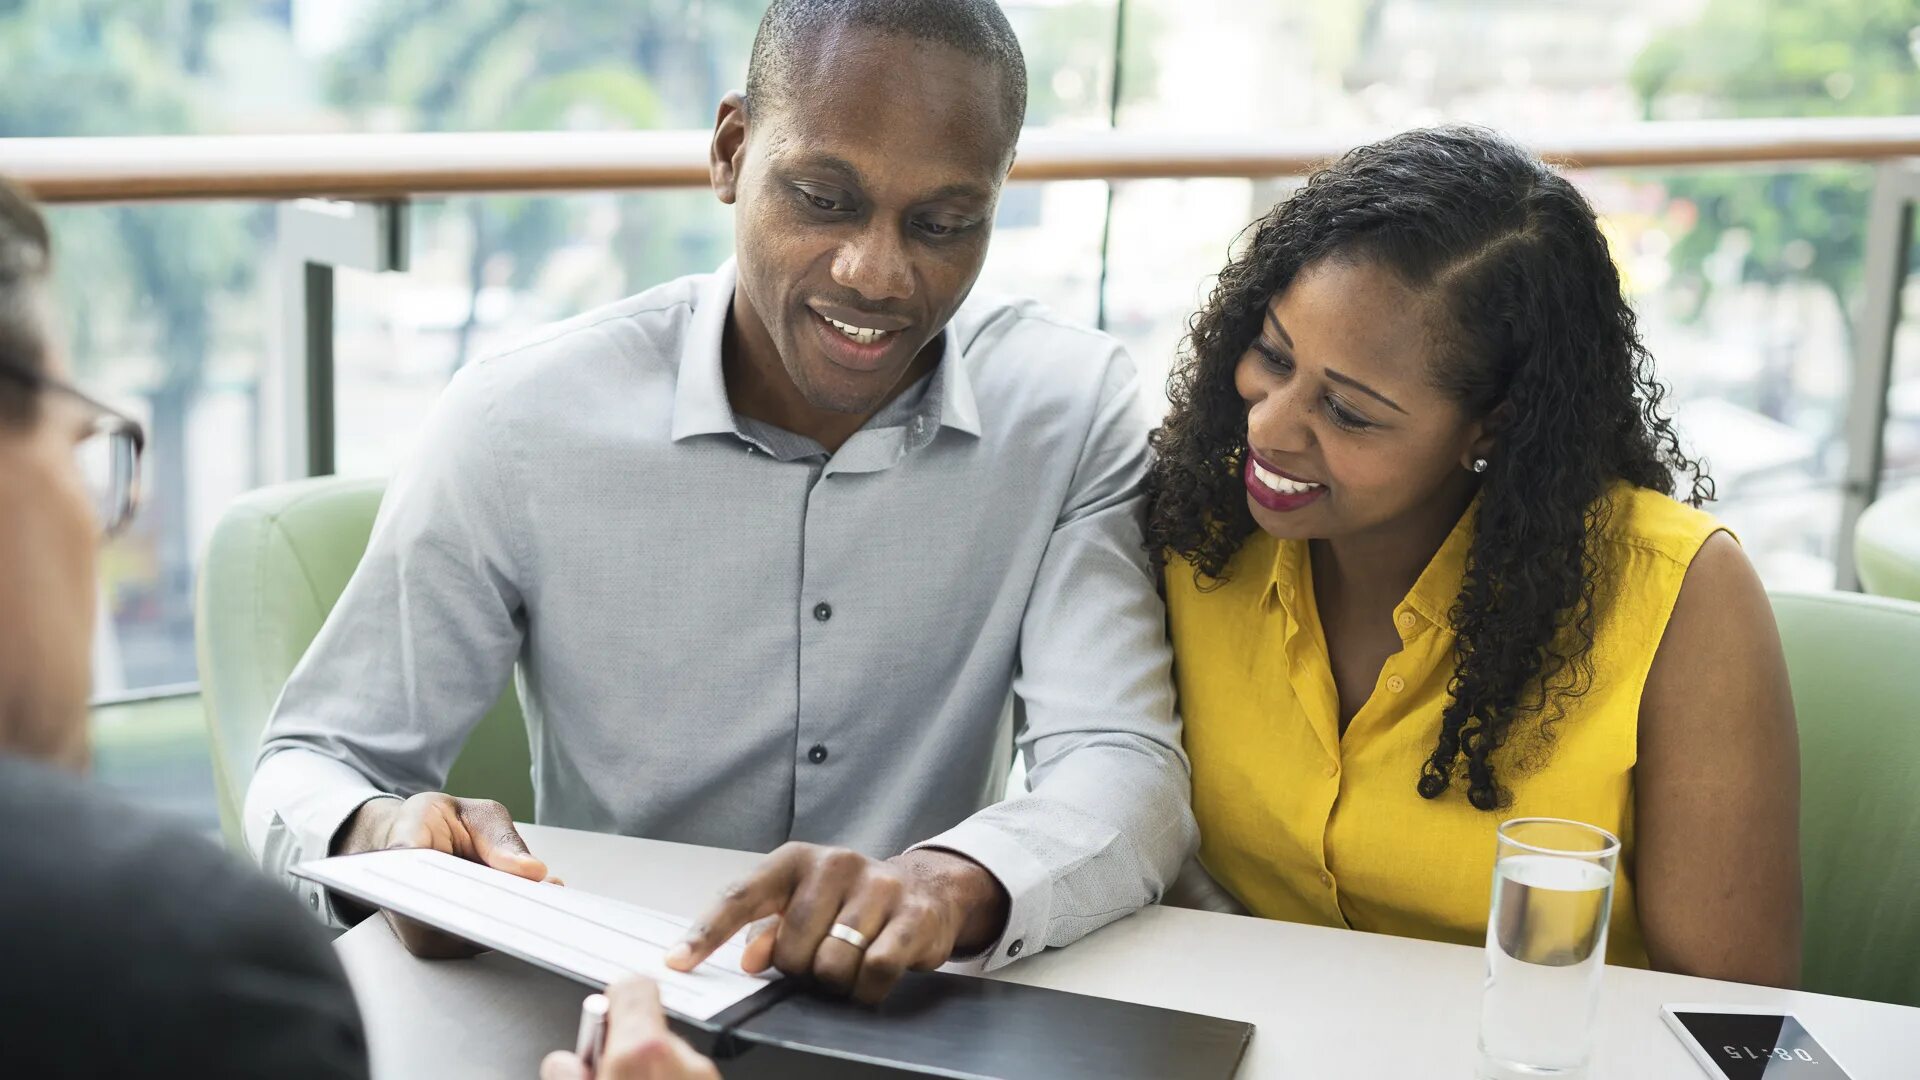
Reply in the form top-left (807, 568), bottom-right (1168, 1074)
top-left (710, 91), bottom-right (750, 205)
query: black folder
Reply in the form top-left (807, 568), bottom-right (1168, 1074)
top-left (699, 971), bottom-right (1254, 1079)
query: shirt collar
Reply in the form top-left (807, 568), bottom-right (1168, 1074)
top-left (1263, 495), bottom-right (1479, 631)
top-left (1401, 498), bottom-right (1477, 628)
top-left (670, 258), bottom-right (982, 444)
top-left (668, 260), bottom-right (741, 443)
top-left (1264, 533), bottom-right (1307, 613)
top-left (930, 322), bottom-right (983, 438)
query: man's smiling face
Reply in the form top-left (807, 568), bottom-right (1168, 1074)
top-left (713, 25), bottom-right (1017, 418)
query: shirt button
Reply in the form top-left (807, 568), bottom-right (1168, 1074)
top-left (807, 744), bottom-right (829, 764)
top-left (1007, 939), bottom-right (1024, 958)
top-left (309, 891), bottom-right (320, 910)
top-left (813, 602), bottom-right (833, 622)
top-left (1397, 611), bottom-right (1417, 631)
top-left (1386, 675), bottom-right (1406, 694)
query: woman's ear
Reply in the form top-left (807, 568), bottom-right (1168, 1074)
top-left (1460, 399), bottom-right (1515, 472)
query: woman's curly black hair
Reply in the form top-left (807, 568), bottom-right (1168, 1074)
top-left (1145, 126), bottom-right (1712, 811)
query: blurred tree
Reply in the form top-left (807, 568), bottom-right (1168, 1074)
top-left (1632, 0), bottom-right (1920, 354)
top-left (0, 0), bottom-right (269, 680)
top-left (326, 0), bottom-right (764, 370)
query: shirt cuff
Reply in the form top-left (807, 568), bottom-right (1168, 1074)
top-left (244, 750), bottom-right (402, 928)
top-left (908, 819), bottom-right (1053, 973)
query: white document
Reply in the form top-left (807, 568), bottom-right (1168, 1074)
top-left (295, 848), bottom-right (778, 1024)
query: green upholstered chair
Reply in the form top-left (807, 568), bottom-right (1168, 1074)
top-left (1771, 590), bottom-right (1920, 1008)
top-left (1855, 485), bottom-right (1920, 603)
top-left (194, 476), bottom-right (533, 850)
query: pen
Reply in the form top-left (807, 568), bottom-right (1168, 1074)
top-left (575, 992), bottom-right (610, 1071)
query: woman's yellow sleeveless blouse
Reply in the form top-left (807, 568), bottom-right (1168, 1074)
top-left (1164, 483), bottom-right (1726, 966)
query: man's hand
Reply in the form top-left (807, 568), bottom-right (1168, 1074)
top-left (539, 979), bottom-right (718, 1080)
top-left (665, 843), bottom-right (1010, 1005)
top-left (334, 792), bottom-right (553, 958)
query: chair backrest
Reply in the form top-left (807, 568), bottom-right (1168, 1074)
top-left (194, 476), bottom-right (533, 849)
top-left (1855, 485), bottom-right (1920, 603)
top-left (1772, 590), bottom-right (1920, 1007)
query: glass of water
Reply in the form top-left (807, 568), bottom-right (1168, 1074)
top-left (1477, 817), bottom-right (1621, 1080)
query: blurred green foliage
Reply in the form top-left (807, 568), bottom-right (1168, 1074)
top-left (323, 0), bottom-right (764, 368)
top-left (1632, 0), bottom-right (1920, 337)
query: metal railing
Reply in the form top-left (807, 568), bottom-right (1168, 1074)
top-left (4, 116), bottom-right (1916, 586)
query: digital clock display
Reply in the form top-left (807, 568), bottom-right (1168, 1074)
top-left (1672, 1012), bottom-right (1852, 1080)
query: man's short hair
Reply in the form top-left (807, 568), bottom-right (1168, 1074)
top-left (745, 0), bottom-right (1028, 143)
top-left (0, 177), bottom-right (51, 427)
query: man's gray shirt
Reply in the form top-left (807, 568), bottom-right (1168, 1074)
top-left (246, 261), bottom-right (1196, 970)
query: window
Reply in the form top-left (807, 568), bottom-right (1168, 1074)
top-left (11, 0), bottom-right (1130, 699)
top-left (47, 201), bottom-right (272, 692)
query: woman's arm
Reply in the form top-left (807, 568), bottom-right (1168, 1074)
top-left (1635, 531), bottom-right (1802, 987)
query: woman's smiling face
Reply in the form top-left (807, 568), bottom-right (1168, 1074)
top-left (1235, 256), bottom-right (1492, 544)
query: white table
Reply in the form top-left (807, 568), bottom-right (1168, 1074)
top-left (335, 824), bottom-right (1920, 1079)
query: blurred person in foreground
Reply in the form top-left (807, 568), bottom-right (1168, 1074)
top-left (0, 176), bottom-right (368, 1078)
top-left (1149, 127), bottom-right (1802, 986)
top-left (0, 177), bottom-right (713, 1080)
top-left (247, 0), bottom-right (1191, 1006)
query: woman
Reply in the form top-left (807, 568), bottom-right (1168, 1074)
top-left (0, 176), bottom-right (712, 1080)
top-left (1146, 128), bottom-right (1801, 985)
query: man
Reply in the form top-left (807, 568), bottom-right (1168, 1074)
top-left (249, 0), bottom-right (1193, 1003)
top-left (0, 175), bottom-right (715, 1080)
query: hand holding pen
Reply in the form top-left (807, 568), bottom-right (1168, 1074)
top-left (540, 979), bottom-right (720, 1080)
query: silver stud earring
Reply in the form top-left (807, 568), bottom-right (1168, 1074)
top-left (1471, 458), bottom-right (1489, 474)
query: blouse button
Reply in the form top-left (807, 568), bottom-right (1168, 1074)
top-left (1397, 611), bottom-right (1417, 631)
top-left (1386, 674), bottom-right (1407, 694)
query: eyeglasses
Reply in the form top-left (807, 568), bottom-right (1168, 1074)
top-left (0, 363), bottom-right (146, 537)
